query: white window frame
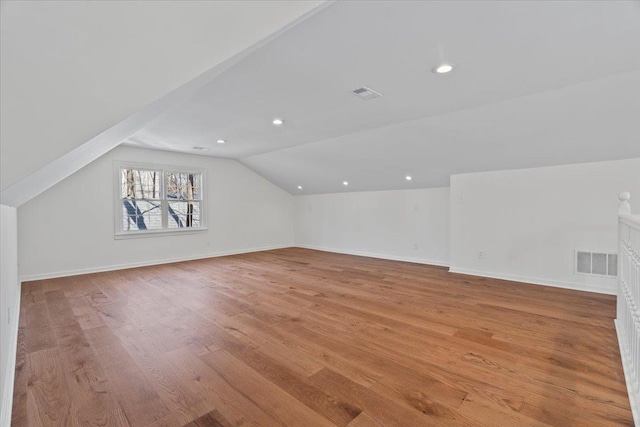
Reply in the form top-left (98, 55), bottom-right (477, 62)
top-left (114, 161), bottom-right (207, 239)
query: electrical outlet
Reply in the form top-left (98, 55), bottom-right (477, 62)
top-left (477, 250), bottom-right (485, 260)
top-left (413, 243), bottom-right (419, 250)
top-left (457, 196), bottom-right (464, 204)
top-left (413, 204), bottom-right (418, 211)
top-left (206, 239), bottom-right (211, 247)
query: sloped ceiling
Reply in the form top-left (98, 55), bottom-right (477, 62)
top-left (244, 70), bottom-right (640, 192)
top-left (2, 0), bottom-right (639, 202)
top-left (124, 0), bottom-right (640, 194)
top-left (0, 0), bottom-right (327, 201)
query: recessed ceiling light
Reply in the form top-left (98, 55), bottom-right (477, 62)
top-left (433, 64), bottom-right (454, 74)
top-left (216, 139), bottom-right (226, 144)
top-left (406, 176), bottom-right (412, 181)
top-left (343, 181), bottom-right (349, 186)
top-left (272, 118), bottom-right (284, 125)
top-left (297, 185), bottom-right (302, 190)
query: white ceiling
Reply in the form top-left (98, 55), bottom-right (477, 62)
top-left (0, 0), bottom-right (326, 191)
top-left (119, 1), bottom-right (639, 193)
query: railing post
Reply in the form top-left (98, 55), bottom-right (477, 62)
top-left (619, 191), bottom-right (632, 215)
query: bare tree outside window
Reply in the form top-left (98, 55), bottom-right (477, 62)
top-left (118, 166), bottom-right (202, 234)
top-left (165, 171), bottom-right (201, 229)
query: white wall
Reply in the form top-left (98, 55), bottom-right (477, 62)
top-left (294, 188), bottom-right (450, 266)
top-left (0, 205), bottom-right (19, 425)
top-left (18, 146), bottom-right (294, 280)
top-left (450, 158), bottom-right (640, 294)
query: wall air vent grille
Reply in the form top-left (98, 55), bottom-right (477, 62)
top-left (575, 251), bottom-right (617, 277)
top-left (352, 86), bottom-right (383, 100)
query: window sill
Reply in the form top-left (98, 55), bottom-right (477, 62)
top-left (114, 227), bottom-right (208, 240)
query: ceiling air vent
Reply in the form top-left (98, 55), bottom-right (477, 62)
top-left (352, 86), bottom-right (383, 100)
top-left (575, 251), bottom-right (617, 277)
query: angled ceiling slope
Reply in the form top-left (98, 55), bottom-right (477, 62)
top-left (0, 0), bottom-right (330, 207)
top-left (123, 0), bottom-right (640, 194)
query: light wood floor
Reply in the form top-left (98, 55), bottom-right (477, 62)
top-left (12, 248), bottom-right (632, 426)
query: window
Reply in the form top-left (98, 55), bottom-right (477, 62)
top-left (115, 163), bottom-right (205, 237)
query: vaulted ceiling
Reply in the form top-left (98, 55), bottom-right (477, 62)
top-left (2, 1), bottom-right (639, 202)
top-left (0, 0), bottom-right (326, 201)
top-left (124, 0), bottom-right (640, 193)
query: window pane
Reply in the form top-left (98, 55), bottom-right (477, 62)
top-left (122, 200), bottom-right (162, 231)
top-left (166, 172), bottom-right (201, 201)
top-left (167, 201), bottom-right (201, 229)
top-left (121, 169), bottom-right (161, 199)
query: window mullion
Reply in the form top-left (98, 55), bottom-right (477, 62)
top-left (161, 170), bottom-right (168, 229)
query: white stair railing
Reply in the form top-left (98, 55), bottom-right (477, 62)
top-left (617, 191), bottom-right (640, 424)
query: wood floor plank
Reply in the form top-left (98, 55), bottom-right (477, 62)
top-left (456, 393), bottom-right (551, 427)
top-left (111, 324), bottom-right (220, 425)
top-left (162, 347), bottom-right (281, 426)
top-left (200, 310), bottom-right (326, 377)
top-left (84, 326), bottom-right (171, 426)
top-left (53, 321), bottom-right (130, 426)
top-left (12, 248), bottom-right (633, 426)
top-left (309, 367), bottom-right (467, 426)
top-left (201, 349), bottom-right (337, 427)
top-left (26, 348), bottom-right (72, 426)
top-left (202, 325), bottom-right (362, 425)
top-left (235, 311), bottom-right (384, 387)
top-left (346, 412), bottom-right (385, 427)
top-left (24, 300), bottom-right (56, 354)
top-left (182, 409), bottom-right (234, 427)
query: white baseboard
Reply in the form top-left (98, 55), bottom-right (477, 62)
top-left (297, 248), bottom-right (614, 295)
top-left (1, 285), bottom-right (21, 427)
top-left (614, 319), bottom-right (640, 426)
top-left (448, 267), bottom-right (616, 295)
top-left (295, 244), bottom-right (450, 267)
top-left (19, 245), bottom-right (292, 282)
